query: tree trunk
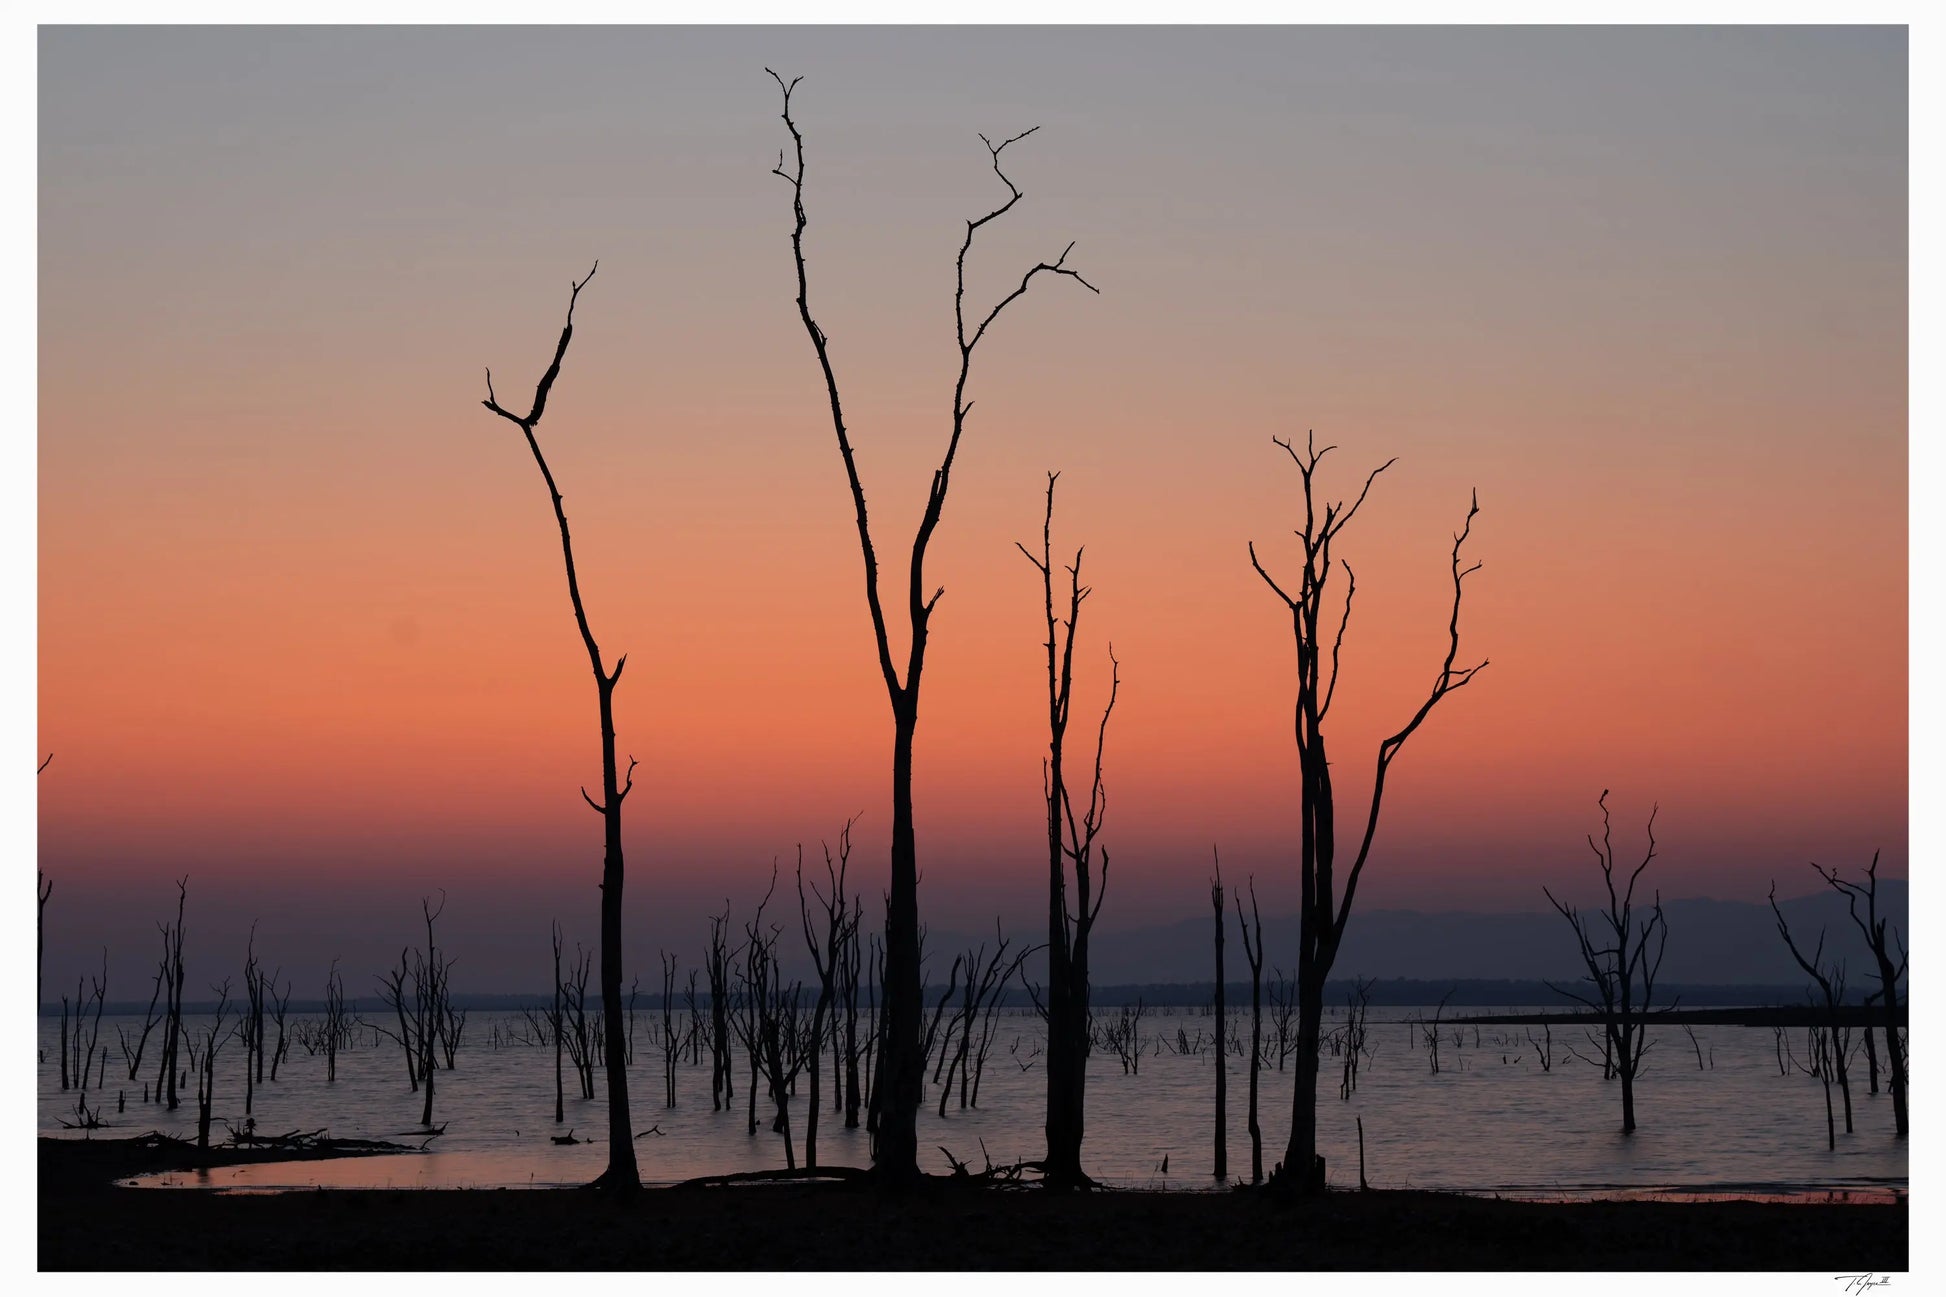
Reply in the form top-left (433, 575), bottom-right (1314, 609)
top-left (1282, 975), bottom-right (1326, 1190)
top-left (1212, 881), bottom-right (1226, 1181)
top-left (876, 706), bottom-right (923, 1181)
top-left (596, 681), bottom-right (640, 1187)
top-left (1878, 956), bottom-right (1907, 1137)
top-left (1247, 965), bottom-right (1263, 1185)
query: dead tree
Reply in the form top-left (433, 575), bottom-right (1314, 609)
top-left (799, 821), bottom-right (858, 1169)
top-left (660, 951), bottom-right (680, 1109)
top-left (1339, 976), bottom-right (1375, 1098)
top-left (1211, 856), bottom-right (1227, 1181)
top-left (683, 968), bottom-right (705, 1067)
top-left (375, 949), bottom-right (419, 1088)
top-left (1016, 471), bottom-right (1119, 1187)
top-left (839, 891), bottom-right (865, 1128)
top-left (561, 943), bottom-right (597, 1101)
top-left (1544, 792), bottom-right (1668, 1135)
top-left (324, 961), bottom-right (348, 1083)
top-left (1250, 433), bottom-right (1484, 1191)
top-left (268, 974), bottom-right (291, 1080)
top-left (1527, 1023), bottom-right (1554, 1072)
top-left (482, 261), bottom-right (639, 1191)
top-left (920, 951), bottom-right (965, 1087)
top-left (242, 926), bottom-right (264, 1114)
top-left (1813, 852), bottom-right (1907, 1137)
top-left (37, 871), bottom-right (51, 1012)
top-left (1419, 989), bottom-right (1455, 1076)
top-left (155, 878), bottom-right (188, 1110)
top-left (730, 869), bottom-right (786, 1140)
top-left (63, 955), bottom-right (107, 1099)
top-left (549, 922), bottom-right (566, 1121)
top-left (120, 933), bottom-right (169, 1082)
top-left (1769, 883), bottom-right (1853, 1141)
top-left (769, 71), bottom-right (1096, 1182)
top-left (37, 756), bottom-right (51, 1010)
top-left (1268, 968), bottom-right (1298, 1071)
top-left (706, 905), bottom-right (735, 1112)
top-left (412, 896), bottom-right (450, 1128)
top-left (938, 926), bottom-right (1029, 1116)
top-left (1236, 877), bottom-right (1266, 1184)
top-left (195, 979), bottom-right (235, 1151)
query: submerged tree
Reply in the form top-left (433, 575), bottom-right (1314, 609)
top-left (155, 878), bottom-right (188, 1110)
top-left (1769, 882), bottom-right (1854, 1147)
top-left (481, 264), bottom-right (639, 1191)
top-left (799, 821), bottom-right (859, 1170)
top-left (1544, 791), bottom-right (1668, 1135)
top-left (1249, 433), bottom-right (1484, 1191)
top-left (1211, 857), bottom-right (1227, 1182)
top-left (769, 72), bottom-right (1097, 1181)
top-left (1016, 472), bottom-right (1118, 1188)
top-left (1235, 875), bottom-right (1266, 1185)
top-left (1812, 852), bottom-right (1907, 1137)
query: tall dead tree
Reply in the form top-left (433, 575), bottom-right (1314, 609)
top-left (660, 951), bottom-right (680, 1108)
top-left (1769, 883), bottom-right (1854, 1144)
top-left (1249, 433), bottom-right (1483, 1191)
top-left (1016, 471), bottom-right (1118, 1188)
top-left (1544, 792), bottom-right (1668, 1135)
top-left (551, 922), bottom-right (566, 1122)
top-left (193, 979), bottom-right (234, 1151)
top-left (482, 263), bottom-right (639, 1191)
top-left (769, 71), bottom-right (1096, 1182)
top-left (156, 878), bottom-right (188, 1110)
top-left (1211, 857), bottom-right (1227, 1181)
top-left (37, 756), bottom-right (51, 1012)
top-left (1813, 852), bottom-right (1907, 1137)
top-left (706, 905), bottom-right (735, 1112)
top-left (241, 925), bottom-right (263, 1114)
top-left (1236, 876), bottom-right (1266, 1184)
top-left (37, 872), bottom-right (51, 1012)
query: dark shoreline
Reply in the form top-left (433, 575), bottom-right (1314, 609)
top-left (39, 1137), bottom-right (1907, 1272)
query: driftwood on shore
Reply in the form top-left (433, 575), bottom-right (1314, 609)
top-left (124, 1127), bottom-right (434, 1157)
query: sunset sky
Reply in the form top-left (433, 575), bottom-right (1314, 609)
top-left (35, 25), bottom-right (1908, 994)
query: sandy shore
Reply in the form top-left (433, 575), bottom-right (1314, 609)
top-left (39, 1137), bottom-right (1907, 1272)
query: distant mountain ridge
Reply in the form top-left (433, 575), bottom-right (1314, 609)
top-left (58, 884), bottom-right (1905, 1015)
top-left (1073, 883), bottom-right (1908, 987)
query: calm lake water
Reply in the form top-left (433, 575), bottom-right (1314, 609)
top-left (40, 1007), bottom-right (1907, 1195)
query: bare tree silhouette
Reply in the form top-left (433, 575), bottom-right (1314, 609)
top-left (1769, 882), bottom-right (1854, 1146)
top-left (481, 264), bottom-right (639, 1191)
top-left (118, 936), bottom-right (168, 1084)
top-left (767, 71), bottom-right (1096, 1182)
top-left (323, 960), bottom-right (349, 1084)
top-left (550, 922), bottom-right (566, 1122)
top-left (1211, 854), bottom-right (1227, 1182)
top-left (192, 979), bottom-right (234, 1151)
top-left (1235, 875), bottom-right (1266, 1184)
top-left (706, 904), bottom-right (736, 1113)
top-left (38, 871), bottom-right (51, 1012)
top-left (155, 878), bottom-right (187, 1110)
top-left (1016, 471), bottom-right (1118, 1188)
top-left (37, 756), bottom-right (53, 1016)
top-left (1544, 792), bottom-right (1668, 1134)
top-left (1811, 852), bottom-right (1907, 1137)
top-left (1249, 433), bottom-right (1484, 1191)
top-left (799, 820), bottom-right (859, 1169)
